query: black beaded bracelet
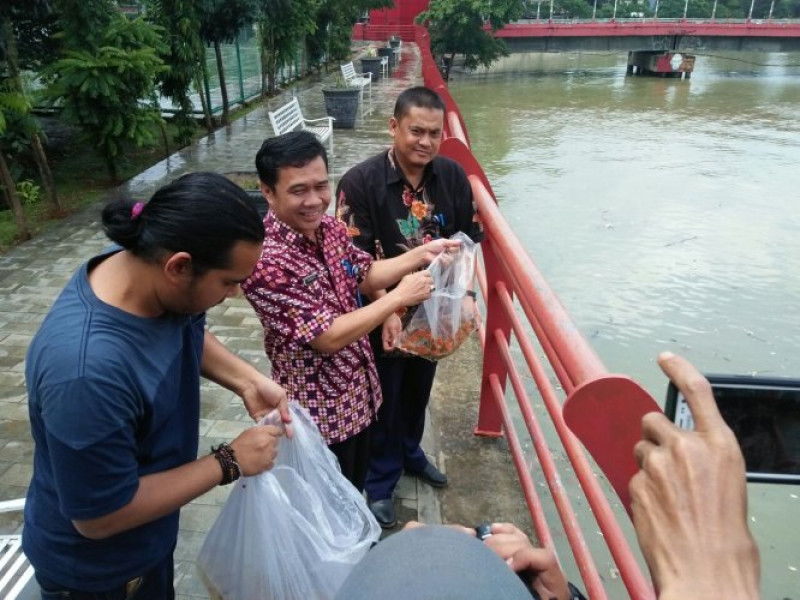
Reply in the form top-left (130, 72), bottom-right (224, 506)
top-left (211, 442), bottom-right (241, 485)
top-left (465, 290), bottom-right (478, 299)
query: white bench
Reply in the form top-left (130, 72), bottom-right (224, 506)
top-left (268, 97), bottom-right (334, 155)
top-left (340, 61), bottom-right (372, 116)
top-left (0, 498), bottom-right (34, 600)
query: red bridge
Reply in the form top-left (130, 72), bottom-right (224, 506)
top-left (495, 19), bottom-right (800, 52)
top-left (356, 18), bottom-right (800, 52)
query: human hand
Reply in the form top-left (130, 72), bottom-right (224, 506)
top-left (239, 374), bottom-right (293, 438)
top-left (415, 237), bottom-right (461, 266)
top-left (382, 312), bottom-right (403, 352)
top-left (229, 424), bottom-right (284, 476)
top-left (483, 523), bottom-right (571, 600)
top-left (392, 270), bottom-right (434, 307)
top-left (629, 352), bottom-right (760, 600)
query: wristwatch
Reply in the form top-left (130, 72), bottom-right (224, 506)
top-left (529, 582), bottom-right (586, 600)
top-left (465, 290), bottom-right (477, 299)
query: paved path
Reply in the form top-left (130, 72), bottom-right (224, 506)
top-left (0, 45), bottom-right (450, 599)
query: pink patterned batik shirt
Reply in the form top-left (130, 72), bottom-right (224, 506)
top-left (242, 212), bottom-right (381, 444)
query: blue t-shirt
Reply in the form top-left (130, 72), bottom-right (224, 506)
top-left (23, 251), bottom-right (205, 590)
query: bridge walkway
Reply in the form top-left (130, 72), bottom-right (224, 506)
top-left (0, 43), bottom-right (523, 599)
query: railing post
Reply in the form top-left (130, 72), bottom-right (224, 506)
top-left (235, 35), bottom-right (245, 104)
top-left (475, 240), bottom-right (512, 438)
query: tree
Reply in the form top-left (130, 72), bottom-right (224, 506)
top-left (199, 0), bottom-right (257, 126)
top-left (1, 0), bottom-right (61, 213)
top-left (0, 85), bottom-right (32, 240)
top-left (656, 0), bottom-right (713, 17)
top-left (47, 14), bottom-right (167, 181)
top-left (257, 0), bottom-right (319, 96)
top-left (417, 0), bottom-right (525, 81)
top-left (554, 0), bottom-right (594, 18)
top-left (144, 0), bottom-right (210, 141)
top-left (54, 0), bottom-right (114, 52)
top-left (312, 0), bottom-right (391, 64)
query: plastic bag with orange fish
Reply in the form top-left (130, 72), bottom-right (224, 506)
top-left (395, 232), bottom-right (478, 361)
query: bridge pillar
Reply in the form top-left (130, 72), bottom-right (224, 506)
top-left (626, 50), bottom-right (695, 79)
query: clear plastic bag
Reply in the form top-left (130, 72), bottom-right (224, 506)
top-left (197, 403), bottom-right (381, 600)
top-left (395, 232), bottom-right (478, 361)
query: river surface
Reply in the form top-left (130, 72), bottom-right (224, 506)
top-left (449, 51), bottom-right (800, 598)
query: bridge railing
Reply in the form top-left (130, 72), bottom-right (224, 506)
top-left (413, 24), bottom-right (659, 600)
top-left (352, 23), bottom-right (418, 43)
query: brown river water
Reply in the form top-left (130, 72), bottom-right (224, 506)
top-left (451, 50), bottom-right (800, 598)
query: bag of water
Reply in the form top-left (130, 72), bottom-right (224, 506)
top-left (197, 403), bottom-right (381, 600)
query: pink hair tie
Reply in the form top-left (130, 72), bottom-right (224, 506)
top-left (131, 202), bottom-right (145, 220)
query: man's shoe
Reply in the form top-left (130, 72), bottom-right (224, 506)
top-left (368, 498), bottom-right (397, 529)
top-left (415, 462), bottom-right (448, 488)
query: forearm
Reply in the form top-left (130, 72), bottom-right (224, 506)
top-left (73, 454), bottom-right (223, 540)
top-left (201, 330), bottom-right (260, 396)
top-left (311, 293), bottom-right (404, 354)
top-left (360, 251), bottom-right (421, 296)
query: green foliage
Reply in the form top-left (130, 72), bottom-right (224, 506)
top-left (1, 1), bottom-right (59, 70)
top-left (308, 0), bottom-right (392, 66)
top-left (144, 0), bottom-right (204, 144)
top-left (656, 0), bottom-right (713, 17)
top-left (199, 0), bottom-right (258, 44)
top-left (258, 0), bottom-right (319, 93)
top-left (198, 0), bottom-right (257, 124)
top-left (16, 179), bottom-right (41, 206)
top-left (0, 85), bottom-right (31, 135)
top-left (554, 0), bottom-right (594, 18)
top-left (53, 0), bottom-right (115, 52)
top-left (46, 14), bottom-right (167, 180)
top-left (418, 0), bottom-right (524, 76)
top-left (0, 63), bottom-right (40, 179)
top-left (0, 103), bottom-right (40, 181)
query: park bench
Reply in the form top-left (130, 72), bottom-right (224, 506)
top-left (268, 97), bottom-right (334, 155)
top-left (0, 498), bottom-right (34, 600)
top-left (340, 61), bottom-right (372, 116)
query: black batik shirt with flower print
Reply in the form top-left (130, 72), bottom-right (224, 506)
top-left (335, 148), bottom-right (483, 261)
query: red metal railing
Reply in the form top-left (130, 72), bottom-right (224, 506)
top-left (493, 20), bottom-right (800, 39)
top-left (411, 24), bottom-right (660, 600)
top-left (352, 23), bottom-right (418, 43)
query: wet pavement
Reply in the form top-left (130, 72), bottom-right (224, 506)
top-left (0, 43), bottom-right (528, 599)
top-left (0, 44), bottom-right (436, 599)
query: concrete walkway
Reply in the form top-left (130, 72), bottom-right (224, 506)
top-left (0, 44), bottom-right (449, 599)
top-left (0, 42), bottom-right (531, 598)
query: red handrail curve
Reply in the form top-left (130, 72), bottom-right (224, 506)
top-left (410, 24), bottom-right (658, 599)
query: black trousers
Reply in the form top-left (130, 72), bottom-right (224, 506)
top-left (364, 354), bottom-right (438, 500)
top-left (37, 549), bottom-right (174, 600)
top-left (329, 423), bottom-right (373, 493)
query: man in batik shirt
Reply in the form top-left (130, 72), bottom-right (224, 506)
top-left (336, 86), bottom-right (484, 528)
top-left (242, 131), bottom-right (458, 491)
